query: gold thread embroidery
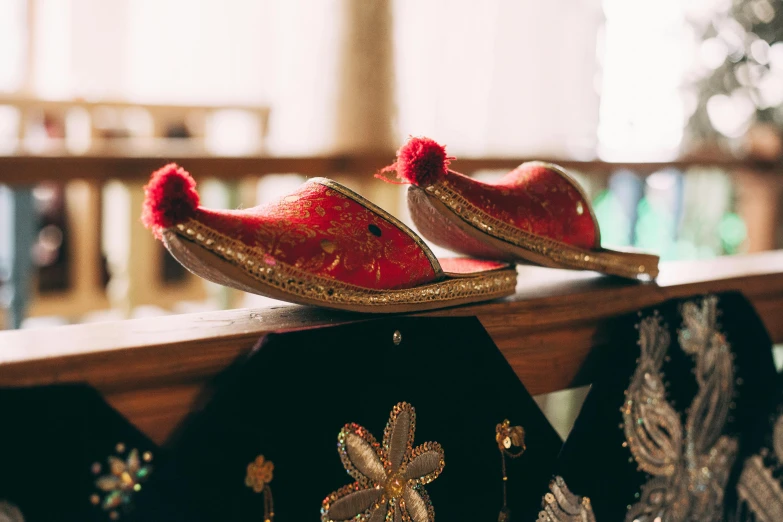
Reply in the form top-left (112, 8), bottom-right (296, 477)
top-left (523, 161), bottom-right (602, 246)
top-left (537, 476), bottom-right (596, 522)
top-left (245, 455), bottom-right (275, 522)
top-left (496, 420), bottom-right (526, 521)
top-left (623, 296), bottom-right (737, 522)
top-left (425, 181), bottom-right (657, 280)
top-left (170, 220), bottom-right (517, 308)
top-left (313, 178), bottom-right (444, 279)
top-left (322, 402), bottom-right (444, 522)
top-left (735, 408), bottom-right (783, 521)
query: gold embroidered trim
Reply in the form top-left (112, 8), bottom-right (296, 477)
top-left (496, 420), bottom-right (526, 457)
top-left (496, 420), bottom-right (526, 521)
top-left (425, 181), bottom-right (656, 280)
top-left (312, 178), bottom-right (444, 279)
top-left (537, 476), bottom-right (596, 522)
top-left (622, 296), bottom-right (737, 522)
top-left (172, 219), bottom-right (516, 307)
top-left (322, 402), bottom-right (443, 522)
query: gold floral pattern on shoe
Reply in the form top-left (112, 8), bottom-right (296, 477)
top-left (142, 165), bottom-right (518, 314)
top-left (322, 402), bottom-right (444, 522)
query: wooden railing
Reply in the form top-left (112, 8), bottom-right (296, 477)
top-left (2, 152), bottom-right (783, 329)
top-left (1, 152), bottom-right (782, 185)
top-left (1, 251), bottom-right (781, 444)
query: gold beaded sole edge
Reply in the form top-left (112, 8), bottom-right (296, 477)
top-left (161, 220), bottom-right (518, 314)
top-left (413, 184), bottom-right (660, 281)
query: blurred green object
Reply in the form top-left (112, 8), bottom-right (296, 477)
top-left (593, 189), bottom-right (632, 248)
top-left (634, 197), bottom-right (676, 260)
top-left (592, 168), bottom-right (748, 262)
top-left (719, 212), bottom-right (748, 254)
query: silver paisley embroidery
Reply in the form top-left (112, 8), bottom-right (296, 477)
top-left (623, 297), bottom-right (738, 522)
top-left (735, 409), bottom-right (783, 521)
top-left (0, 501), bottom-right (24, 522)
top-left (321, 402), bottom-right (444, 522)
top-left (537, 476), bottom-right (596, 522)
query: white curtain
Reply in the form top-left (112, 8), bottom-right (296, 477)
top-left (598, 0), bottom-right (698, 160)
top-left (4, 0), bottom-right (605, 156)
top-left (393, 0), bottom-right (604, 157)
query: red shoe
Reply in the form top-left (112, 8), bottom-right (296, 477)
top-left (141, 165), bottom-right (517, 313)
top-left (381, 137), bottom-right (659, 280)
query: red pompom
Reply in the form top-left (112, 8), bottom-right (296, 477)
top-left (141, 163), bottom-right (199, 239)
top-left (380, 136), bottom-right (452, 186)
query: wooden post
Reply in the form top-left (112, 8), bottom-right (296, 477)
top-left (735, 168), bottom-right (783, 253)
top-left (27, 180), bottom-right (110, 319)
top-left (333, 0), bottom-right (399, 213)
top-left (0, 187), bottom-right (36, 328)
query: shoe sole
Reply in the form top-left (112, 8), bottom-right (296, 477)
top-left (409, 185), bottom-right (659, 281)
top-left (162, 221), bottom-right (518, 314)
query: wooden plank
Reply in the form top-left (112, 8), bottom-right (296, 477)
top-left (1, 154), bottom-right (782, 185)
top-left (0, 95), bottom-right (271, 114)
top-left (105, 383), bottom-right (205, 444)
top-left (0, 156), bottom-right (353, 184)
top-left (735, 168), bottom-right (783, 253)
top-left (1, 251), bottom-right (781, 443)
top-left (1, 251), bottom-right (781, 382)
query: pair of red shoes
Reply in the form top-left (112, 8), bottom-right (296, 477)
top-left (142, 137), bottom-right (659, 313)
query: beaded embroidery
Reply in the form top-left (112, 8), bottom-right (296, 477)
top-left (90, 444), bottom-right (153, 520)
top-left (623, 296), bottom-right (737, 522)
top-left (245, 455), bottom-right (275, 522)
top-left (537, 476), bottom-right (596, 522)
top-left (0, 501), bottom-right (24, 522)
top-left (735, 410), bottom-right (783, 521)
top-left (321, 402), bottom-right (444, 522)
top-left (496, 420), bottom-right (526, 521)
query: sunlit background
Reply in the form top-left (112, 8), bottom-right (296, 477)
top-left (1, 0), bottom-right (783, 331)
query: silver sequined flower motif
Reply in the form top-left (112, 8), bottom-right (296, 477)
top-left (322, 402), bottom-right (445, 522)
top-left (91, 445), bottom-right (153, 520)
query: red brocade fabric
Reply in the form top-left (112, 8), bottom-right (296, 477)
top-left (190, 180), bottom-right (438, 290)
top-left (442, 163), bottom-right (599, 250)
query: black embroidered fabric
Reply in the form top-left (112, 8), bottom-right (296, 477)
top-left (540, 291), bottom-right (778, 522)
top-left (0, 384), bottom-right (159, 522)
top-left (129, 316), bottom-right (563, 521)
top-left (732, 371), bottom-right (783, 522)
